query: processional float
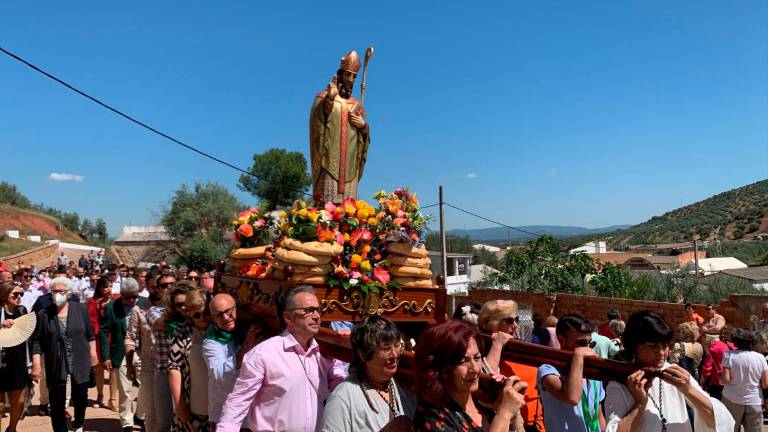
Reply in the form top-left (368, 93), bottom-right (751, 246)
top-left (214, 48), bottom-right (636, 389)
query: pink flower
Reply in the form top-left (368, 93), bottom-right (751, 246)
top-left (254, 218), bottom-right (266, 227)
top-left (324, 202), bottom-right (336, 213)
top-left (249, 207), bottom-right (260, 213)
top-left (239, 210), bottom-right (250, 217)
top-left (351, 270), bottom-right (363, 279)
top-left (374, 266), bottom-right (391, 285)
top-left (335, 232), bottom-right (345, 245)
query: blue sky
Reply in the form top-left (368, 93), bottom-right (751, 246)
top-left (1, 1), bottom-right (766, 236)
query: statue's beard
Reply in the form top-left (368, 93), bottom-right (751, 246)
top-left (339, 83), bottom-right (353, 99)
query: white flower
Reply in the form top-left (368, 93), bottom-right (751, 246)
top-left (349, 278), bottom-right (359, 286)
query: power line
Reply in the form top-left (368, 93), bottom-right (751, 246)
top-left (0, 45), bottom-right (310, 196)
top-left (444, 202), bottom-right (565, 242)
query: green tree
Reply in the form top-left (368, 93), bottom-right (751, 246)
top-left (162, 182), bottom-right (243, 269)
top-left (0, 182), bottom-right (31, 208)
top-left (238, 148), bottom-right (311, 210)
top-left (61, 212), bottom-right (81, 233)
top-left (590, 263), bottom-right (634, 298)
top-left (473, 247), bottom-right (501, 269)
top-left (425, 233), bottom-right (474, 254)
top-left (95, 218), bottom-right (109, 244)
top-left (80, 218), bottom-right (95, 241)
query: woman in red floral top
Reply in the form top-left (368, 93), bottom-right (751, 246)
top-left (86, 277), bottom-right (112, 408)
top-left (414, 320), bottom-right (527, 432)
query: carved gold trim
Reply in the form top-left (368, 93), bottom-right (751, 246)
top-left (320, 288), bottom-right (435, 316)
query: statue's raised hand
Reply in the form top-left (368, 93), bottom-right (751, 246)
top-left (326, 75), bottom-right (339, 101)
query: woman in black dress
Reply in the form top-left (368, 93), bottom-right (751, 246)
top-left (0, 281), bottom-right (31, 432)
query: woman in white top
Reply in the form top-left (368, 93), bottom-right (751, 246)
top-left (604, 311), bottom-right (734, 432)
top-left (720, 328), bottom-right (768, 432)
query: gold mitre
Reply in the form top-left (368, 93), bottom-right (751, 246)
top-left (339, 50), bottom-right (361, 74)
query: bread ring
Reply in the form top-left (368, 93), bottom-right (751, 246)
top-left (287, 273), bottom-right (328, 284)
top-left (389, 265), bottom-right (433, 277)
top-left (281, 238), bottom-right (343, 256)
top-left (386, 242), bottom-right (428, 258)
top-left (392, 277), bottom-right (434, 288)
top-left (274, 247), bottom-right (332, 266)
top-left (388, 255), bottom-right (431, 268)
top-left (272, 260), bottom-right (331, 275)
top-left (230, 245), bottom-right (272, 259)
top-left (227, 257), bottom-right (258, 271)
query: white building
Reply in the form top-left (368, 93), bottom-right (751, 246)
top-left (687, 257), bottom-right (747, 276)
top-left (428, 252), bottom-right (472, 295)
top-left (473, 243), bottom-right (501, 253)
top-left (570, 241), bottom-right (607, 254)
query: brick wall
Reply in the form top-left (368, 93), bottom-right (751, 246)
top-left (448, 289), bottom-right (768, 330)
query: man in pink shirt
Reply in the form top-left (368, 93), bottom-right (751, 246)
top-left (216, 285), bottom-right (347, 432)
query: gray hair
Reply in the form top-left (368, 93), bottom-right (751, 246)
top-left (277, 285), bottom-right (315, 326)
top-left (49, 277), bottom-right (72, 292)
top-left (121, 277), bottom-right (140, 294)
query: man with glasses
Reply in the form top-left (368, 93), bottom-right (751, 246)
top-left (202, 293), bottom-right (263, 427)
top-left (125, 270), bottom-right (164, 432)
top-left (17, 269), bottom-right (41, 311)
top-left (217, 285), bottom-right (347, 432)
top-left (100, 278), bottom-right (145, 432)
top-left (537, 314), bottom-right (606, 432)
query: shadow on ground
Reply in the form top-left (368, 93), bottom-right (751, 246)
top-left (83, 417), bottom-right (123, 431)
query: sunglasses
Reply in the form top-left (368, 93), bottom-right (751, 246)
top-left (213, 306), bottom-right (235, 320)
top-left (188, 276), bottom-right (199, 281)
top-left (174, 302), bottom-right (186, 309)
top-left (289, 306), bottom-right (321, 316)
top-left (22, 275), bottom-right (32, 279)
top-left (10, 292), bottom-right (23, 299)
top-left (501, 316), bottom-right (520, 326)
top-left (191, 310), bottom-right (210, 320)
top-left (159, 282), bottom-right (174, 288)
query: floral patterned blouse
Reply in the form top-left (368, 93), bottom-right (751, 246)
top-left (414, 399), bottom-right (492, 432)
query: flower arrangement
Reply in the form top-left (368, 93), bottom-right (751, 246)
top-left (231, 207), bottom-right (276, 248)
top-left (239, 258), bottom-right (273, 279)
top-left (324, 198), bottom-right (391, 294)
top-left (277, 200), bottom-right (330, 243)
top-left (373, 187), bottom-right (431, 245)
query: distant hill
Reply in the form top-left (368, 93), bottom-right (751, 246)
top-left (0, 204), bottom-right (85, 244)
top-left (447, 225), bottom-right (631, 242)
top-left (612, 179), bottom-right (768, 245)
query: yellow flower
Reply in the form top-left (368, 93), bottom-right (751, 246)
top-left (309, 212), bottom-right (319, 222)
top-left (231, 220), bottom-right (239, 226)
top-left (350, 254), bottom-right (363, 268)
top-left (291, 208), bottom-right (298, 216)
top-left (280, 222), bottom-right (291, 233)
top-left (343, 233), bottom-right (350, 241)
top-left (279, 211), bottom-right (287, 219)
top-left (367, 217), bottom-right (379, 226)
top-left (360, 260), bottom-right (371, 271)
top-left (238, 216), bottom-right (248, 225)
top-left (357, 207), bottom-right (371, 220)
top-left (298, 208), bottom-right (309, 218)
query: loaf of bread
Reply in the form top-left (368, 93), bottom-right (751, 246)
top-left (274, 247), bottom-right (332, 266)
top-left (388, 255), bottom-right (431, 268)
top-left (389, 265), bottom-right (433, 277)
top-left (281, 238), bottom-right (343, 257)
top-left (230, 245), bottom-right (272, 259)
top-left (272, 260), bottom-right (331, 275)
top-left (392, 277), bottom-right (434, 288)
top-left (386, 242), bottom-right (428, 258)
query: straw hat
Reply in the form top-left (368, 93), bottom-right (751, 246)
top-left (0, 312), bottom-right (36, 348)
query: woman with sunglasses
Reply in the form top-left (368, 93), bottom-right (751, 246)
top-left (0, 281), bottom-right (31, 432)
top-left (478, 300), bottom-right (545, 431)
top-left (86, 276), bottom-right (113, 408)
top-left (604, 311), bottom-right (733, 432)
top-left (168, 288), bottom-right (212, 432)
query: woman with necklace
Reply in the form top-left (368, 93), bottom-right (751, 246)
top-left (321, 315), bottom-right (416, 431)
top-left (414, 320), bottom-right (527, 432)
top-left (0, 281), bottom-right (31, 432)
top-left (604, 311), bottom-right (734, 432)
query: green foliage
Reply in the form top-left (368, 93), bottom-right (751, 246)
top-left (591, 263), bottom-right (634, 298)
top-left (162, 181), bottom-right (243, 269)
top-left (0, 182), bottom-right (32, 208)
top-left (709, 240), bottom-right (768, 265)
top-left (473, 247), bottom-right (501, 270)
top-left (238, 148), bottom-right (311, 210)
top-left (731, 229), bottom-right (744, 240)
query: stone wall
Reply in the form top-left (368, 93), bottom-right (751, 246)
top-left (1, 241), bottom-right (59, 269)
top-left (448, 289), bottom-right (768, 330)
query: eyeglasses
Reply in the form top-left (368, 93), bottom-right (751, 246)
top-left (501, 316), bottom-right (519, 326)
top-left (10, 292), bottom-right (23, 299)
top-left (213, 306), bottom-right (235, 320)
top-left (289, 306), bottom-right (321, 316)
top-left (376, 342), bottom-right (405, 355)
top-left (191, 310), bottom-right (210, 320)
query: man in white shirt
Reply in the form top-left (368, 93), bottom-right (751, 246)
top-left (18, 268), bottom-right (42, 311)
top-left (70, 267), bottom-right (91, 300)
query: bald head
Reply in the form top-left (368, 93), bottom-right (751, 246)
top-left (210, 293), bottom-right (237, 331)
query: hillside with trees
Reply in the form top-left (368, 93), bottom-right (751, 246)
top-left (610, 179), bottom-right (768, 245)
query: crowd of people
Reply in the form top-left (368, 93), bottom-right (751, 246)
top-left (1, 255), bottom-right (768, 432)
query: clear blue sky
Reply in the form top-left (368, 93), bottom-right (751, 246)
top-left (2, 1), bottom-right (766, 236)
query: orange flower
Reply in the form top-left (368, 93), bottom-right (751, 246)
top-left (385, 199), bottom-right (402, 215)
top-left (237, 224), bottom-right (254, 238)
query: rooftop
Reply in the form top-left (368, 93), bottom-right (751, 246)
top-left (719, 266), bottom-right (768, 282)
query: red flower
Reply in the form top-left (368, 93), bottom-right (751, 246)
top-left (374, 266), bottom-right (391, 285)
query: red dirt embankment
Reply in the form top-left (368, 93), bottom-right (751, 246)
top-left (0, 204), bottom-right (84, 243)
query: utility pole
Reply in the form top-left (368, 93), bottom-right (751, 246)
top-left (439, 186), bottom-right (448, 288)
top-left (693, 237), bottom-right (700, 279)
